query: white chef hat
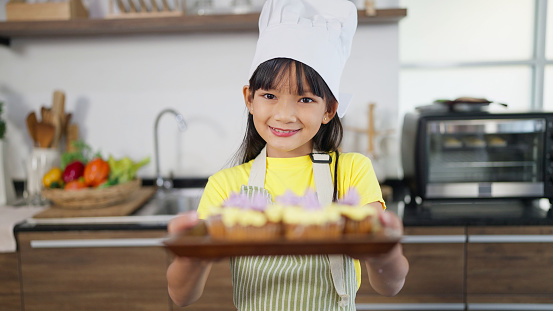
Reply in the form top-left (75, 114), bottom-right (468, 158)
top-left (248, 0), bottom-right (358, 118)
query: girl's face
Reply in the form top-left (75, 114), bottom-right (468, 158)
top-left (244, 69), bottom-right (337, 158)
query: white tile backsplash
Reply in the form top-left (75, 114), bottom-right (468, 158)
top-left (0, 23), bottom-right (400, 181)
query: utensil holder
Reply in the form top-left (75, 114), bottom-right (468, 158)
top-left (25, 148), bottom-right (60, 206)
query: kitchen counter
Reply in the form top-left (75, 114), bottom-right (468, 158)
top-left (8, 178), bottom-right (553, 233)
top-left (12, 179), bottom-right (207, 233)
top-left (15, 216), bottom-right (173, 232)
top-left (401, 198), bottom-right (553, 226)
top-left (13, 198), bottom-right (553, 235)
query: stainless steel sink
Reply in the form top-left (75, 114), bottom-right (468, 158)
top-left (135, 188), bottom-right (204, 216)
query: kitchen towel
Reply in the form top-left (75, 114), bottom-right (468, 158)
top-left (0, 205), bottom-right (45, 253)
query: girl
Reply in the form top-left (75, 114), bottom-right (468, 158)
top-left (167, 0), bottom-right (409, 310)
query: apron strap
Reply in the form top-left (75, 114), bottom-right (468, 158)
top-left (248, 146), bottom-right (267, 188)
top-left (311, 151), bottom-right (349, 308)
top-left (310, 152), bottom-right (333, 206)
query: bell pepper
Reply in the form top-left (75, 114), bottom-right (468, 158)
top-left (63, 161), bottom-right (85, 183)
top-left (43, 167), bottom-right (63, 188)
top-left (84, 158), bottom-right (110, 187)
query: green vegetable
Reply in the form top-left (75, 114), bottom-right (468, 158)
top-left (60, 141), bottom-right (102, 170)
top-left (49, 181), bottom-right (62, 189)
top-left (97, 178), bottom-right (118, 189)
top-left (107, 155), bottom-right (150, 184)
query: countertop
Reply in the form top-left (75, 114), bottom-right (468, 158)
top-left (400, 198), bottom-right (553, 226)
top-left (13, 198), bottom-right (553, 234)
top-left (9, 178), bottom-right (553, 233)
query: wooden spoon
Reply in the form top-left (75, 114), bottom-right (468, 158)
top-left (63, 112), bottom-right (72, 136)
top-left (25, 112), bottom-right (38, 146)
top-left (66, 123), bottom-right (79, 152)
top-left (35, 122), bottom-right (56, 148)
top-left (41, 106), bottom-right (51, 123)
top-left (51, 90), bottom-right (65, 148)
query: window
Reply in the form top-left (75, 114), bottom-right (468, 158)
top-left (399, 0), bottom-right (551, 116)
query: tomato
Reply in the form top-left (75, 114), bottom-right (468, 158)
top-left (84, 158), bottom-right (110, 187)
top-left (64, 179), bottom-right (87, 190)
top-left (43, 167), bottom-right (63, 188)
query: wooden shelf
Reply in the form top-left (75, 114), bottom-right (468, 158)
top-left (0, 9), bottom-right (406, 43)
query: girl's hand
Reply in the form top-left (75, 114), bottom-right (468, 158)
top-left (167, 211), bottom-right (200, 234)
top-left (166, 211), bottom-right (217, 306)
top-left (352, 204), bottom-right (409, 296)
top-left (349, 203), bottom-right (404, 262)
top-left (166, 211), bottom-right (224, 263)
top-left (377, 208), bottom-right (404, 236)
top-left (365, 208), bottom-right (404, 263)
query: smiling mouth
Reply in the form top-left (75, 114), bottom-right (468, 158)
top-left (270, 126), bottom-right (300, 137)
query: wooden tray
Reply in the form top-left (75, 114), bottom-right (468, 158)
top-left (163, 221), bottom-right (401, 258)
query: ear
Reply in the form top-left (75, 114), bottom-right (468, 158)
top-left (322, 101), bottom-right (338, 124)
top-left (243, 85), bottom-right (253, 114)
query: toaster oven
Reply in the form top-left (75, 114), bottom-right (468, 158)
top-left (401, 111), bottom-right (553, 202)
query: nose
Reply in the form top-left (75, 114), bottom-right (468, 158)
top-left (273, 98), bottom-right (297, 122)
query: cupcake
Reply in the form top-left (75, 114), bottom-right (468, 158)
top-left (337, 188), bottom-right (381, 235)
top-left (206, 192), bottom-right (281, 241)
top-left (279, 190), bottom-right (343, 240)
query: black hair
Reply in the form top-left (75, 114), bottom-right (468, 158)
top-left (234, 58), bottom-right (343, 164)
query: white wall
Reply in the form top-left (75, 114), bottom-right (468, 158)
top-left (0, 3), bottom-right (401, 182)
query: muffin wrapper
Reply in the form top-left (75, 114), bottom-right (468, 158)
top-left (224, 222), bottom-right (281, 241)
top-left (343, 215), bottom-right (379, 235)
top-left (284, 220), bottom-right (344, 240)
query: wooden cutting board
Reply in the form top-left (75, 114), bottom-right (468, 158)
top-left (33, 187), bottom-right (157, 218)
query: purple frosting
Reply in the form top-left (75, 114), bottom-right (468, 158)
top-left (300, 190), bottom-right (322, 210)
top-left (222, 192), bottom-right (268, 211)
top-left (338, 188), bottom-right (361, 206)
top-left (249, 194), bottom-right (269, 211)
top-left (223, 192), bottom-right (250, 208)
top-left (275, 190), bottom-right (302, 205)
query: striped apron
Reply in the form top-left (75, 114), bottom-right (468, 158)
top-left (231, 146), bottom-right (357, 310)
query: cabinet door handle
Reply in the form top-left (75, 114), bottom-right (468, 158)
top-left (401, 235), bottom-right (466, 244)
top-left (356, 303), bottom-right (465, 310)
top-left (468, 303), bottom-right (553, 310)
top-left (30, 238), bottom-right (166, 249)
top-left (468, 235), bottom-right (553, 243)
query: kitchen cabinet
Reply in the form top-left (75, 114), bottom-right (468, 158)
top-left (0, 252), bottom-right (21, 311)
top-left (356, 227), bottom-right (466, 310)
top-left (171, 260), bottom-right (235, 311)
top-left (466, 226), bottom-right (553, 309)
top-left (0, 9), bottom-right (407, 45)
top-left (17, 230), bottom-right (171, 311)
top-left (14, 221), bottom-right (553, 310)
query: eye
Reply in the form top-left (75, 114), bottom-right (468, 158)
top-left (262, 93), bottom-right (276, 100)
top-left (299, 97), bottom-right (314, 103)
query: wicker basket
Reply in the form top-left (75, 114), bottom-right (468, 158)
top-left (41, 179), bottom-right (142, 209)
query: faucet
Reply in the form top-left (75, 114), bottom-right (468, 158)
top-left (154, 108), bottom-right (187, 189)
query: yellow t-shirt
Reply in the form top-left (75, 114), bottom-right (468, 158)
top-left (197, 152), bottom-right (385, 289)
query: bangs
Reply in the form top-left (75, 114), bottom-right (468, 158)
top-left (249, 58), bottom-right (334, 101)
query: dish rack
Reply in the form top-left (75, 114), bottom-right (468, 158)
top-left (106, 0), bottom-right (184, 19)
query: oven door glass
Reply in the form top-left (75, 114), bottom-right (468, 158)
top-left (425, 118), bottom-right (545, 198)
